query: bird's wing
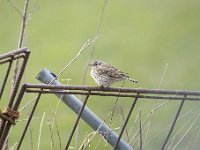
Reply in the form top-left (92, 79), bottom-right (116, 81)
top-left (98, 64), bottom-right (128, 79)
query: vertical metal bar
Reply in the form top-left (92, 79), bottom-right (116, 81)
top-left (114, 94), bottom-right (139, 150)
top-left (161, 95), bottom-right (186, 150)
top-left (119, 107), bottom-right (130, 143)
top-left (0, 121), bottom-right (6, 138)
top-left (16, 91), bottom-right (42, 150)
top-left (65, 93), bottom-right (90, 150)
top-left (0, 57), bottom-right (14, 101)
top-left (8, 51), bottom-right (30, 107)
top-left (0, 85), bottom-right (27, 149)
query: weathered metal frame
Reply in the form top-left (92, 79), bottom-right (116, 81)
top-left (11, 82), bottom-right (198, 149)
top-left (0, 48), bottom-right (30, 149)
top-left (0, 51), bottom-right (199, 149)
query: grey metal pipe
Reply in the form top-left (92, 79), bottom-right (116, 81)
top-left (36, 68), bottom-right (133, 150)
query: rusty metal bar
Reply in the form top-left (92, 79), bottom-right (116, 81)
top-left (0, 48), bottom-right (30, 139)
top-left (65, 93), bottom-right (90, 149)
top-left (0, 49), bottom-right (30, 149)
top-left (114, 94), bottom-right (139, 149)
top-left (24, 83), bottom-right (200, 97)
top-left (16, 91), bottom-right (42, 150)
top-left (161, 95), bottom-right (186, 150)
top-left (0, 48), bottom-right (29, 101)
top-left (0, 84), bottom-right (26, 149)
top-left (0, 121), bottom-right (6, 139)
top-left (0, 57), bottom-right (14, 101)
top-left (8, 49), bottom-right (30, 107)
top-left (0, 54), bottom-right (25, 65)
top-left (0, 48), bottom-right (28, 60)
top-left (24, 89), bottom-right (200, 101)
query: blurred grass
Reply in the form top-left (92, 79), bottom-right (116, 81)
top-left (1, 0), bottom-right (200, 149)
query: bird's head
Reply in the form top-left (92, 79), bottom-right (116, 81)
top-left (89, 60), bottom-right (104, 67)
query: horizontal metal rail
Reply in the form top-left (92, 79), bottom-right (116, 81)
top-left (24, 89), bottom-right (200, 101)
top-left (24, 84), bottom-right (200, 96)
top-left (0, 47), bottom-right (28, 60)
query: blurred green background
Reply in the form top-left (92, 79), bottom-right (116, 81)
top-left (1, 0), bottom-right (200, 150)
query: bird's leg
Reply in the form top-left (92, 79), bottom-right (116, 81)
top-left (100, 85), bottom-right (105, 89)
top-left (100, 85), bottom-right (111, 91)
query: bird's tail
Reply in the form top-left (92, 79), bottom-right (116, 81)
top-left (127, 77), bottom-right (138, 83)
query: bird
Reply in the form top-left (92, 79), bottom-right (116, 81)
top-left (89, 60), bottom-right (138, 87)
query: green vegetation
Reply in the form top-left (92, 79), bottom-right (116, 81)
top-left (0, 0), bottom-right (200, 149)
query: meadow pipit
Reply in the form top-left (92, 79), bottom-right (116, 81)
top-left (89, 60), bottom-right (138, 87)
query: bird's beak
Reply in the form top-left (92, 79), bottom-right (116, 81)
top-left (88, 63), bottom-right (92, 66)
